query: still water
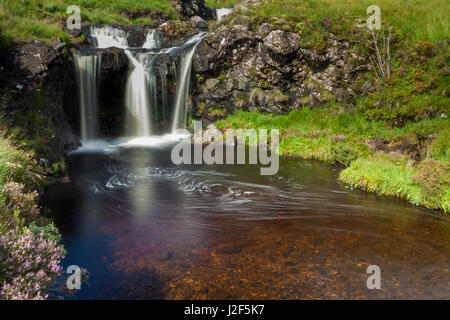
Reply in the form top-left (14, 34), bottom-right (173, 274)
top-left (43, 140), bottom-right (450, 299)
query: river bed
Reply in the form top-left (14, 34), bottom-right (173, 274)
top-left (43, 141), bottom-right (450, 299)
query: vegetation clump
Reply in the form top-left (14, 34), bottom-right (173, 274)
top-left (0, 135), bottom-right (65, 300)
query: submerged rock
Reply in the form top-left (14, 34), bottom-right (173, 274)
top-left (218, 245), bottom-right (244, 254)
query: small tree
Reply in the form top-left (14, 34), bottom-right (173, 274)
top-left (367, 26), bottom-right (393, 80)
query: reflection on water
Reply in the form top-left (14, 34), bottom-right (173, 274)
top-left (43, 141), bottom-right (450, 299)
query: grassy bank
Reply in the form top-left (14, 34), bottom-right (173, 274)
top-left (0, 134), bottom-right (65, 300)
top-left (216, 108), bottom-right (450, 212)
top-left (218, 0), bottom-right (448, 42)
top-left (0, 0), bottom-right (177, 46)
top-left (0, 135), bottom-right (43, 188)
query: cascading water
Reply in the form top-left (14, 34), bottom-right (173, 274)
top-left (171, 32), bottom-right (206, 133)
top-left (91, 26), bottom-right (128, 49)
top-left (125, 29), bottom-right (162, 136)
top-left (143, 29), bottom-right (162, 49)
top-left (90, 26), bottom-right (154, 137)
top-left (74, 53), bottom-right (102, 142)
top-left (125, 52), bottom-right (152, 136)
top-left (75, 26), bottom-right (206, 141)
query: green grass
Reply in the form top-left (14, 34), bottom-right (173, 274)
top-left (216, 107), bottom-right (450, 211)
top-left (0, 0), bottom-right (177, 45)
top-left (216, 107), bottom-right (449, 161)
top-left (235, 0), bottom-right (449, 42)
top-left (2, 0), bottom-right (448, 45)
top-left (0, 134), bottom-right (43, 189)
top-left (205, 0), bottom-right (240, 8)
top-left (341, 154), bottom-right (449, 212)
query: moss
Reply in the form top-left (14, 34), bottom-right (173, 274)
top-left (197, 102), bottom-right (206, 115)
top-left (208, 108), bottom-right (227, 118)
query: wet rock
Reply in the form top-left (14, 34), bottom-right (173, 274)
top-left (218, 245), bottom-right (244, 254)
top-left (319, 267), bottom-right (338, 277)
top-left (192, 41), bottom-right (211, 72)
top-left (285, 260), bottom-right (298, 267)
top-left (122, 25), bottom-right (152, 47)
top-left (183, 287), bottom-right (194, 299)
top-left (211, 289), bottom-right (232, 300)
top-left (159, 251), bottom-right (173, 261)
top-left (173, 0), bottom-right (216, 21)
top-left (97, 48), bottom-right (129, 74)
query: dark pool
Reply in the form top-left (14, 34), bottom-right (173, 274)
top-left (43, 140), bottom-right (450, 299)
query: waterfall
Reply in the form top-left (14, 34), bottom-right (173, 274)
top-left (91, 26), bottom-right (128, 48)
top-left (171, 33), bottom-right (206, 133)
top-left (75, 26), bottom-right (206, 141)
top-left (125, 51), bottom-right (152, 137)
top-left (125, 29), bottom-right (162, 137)
top-left (74, 53), bottom-right (101, 142)
top-left (216, 8), bottom-right (233, 21)
top-left (143, 29), bottom-right (162, 49)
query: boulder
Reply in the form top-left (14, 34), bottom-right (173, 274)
top-left (263, 30), bottom-right (301, 56)
top-left (173, 0), bottom-right (216, 21)
top-left (189, 16), bottom-right (208, 29)
top-left (97, 48), bottom-right (128, 75)
top-left (256, 23), bottom-right (274, 39)
top-left (2, 40), bottom-right (60, 77)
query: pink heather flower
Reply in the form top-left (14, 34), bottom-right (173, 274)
top-left (0, 228), bottom-right (64, 300)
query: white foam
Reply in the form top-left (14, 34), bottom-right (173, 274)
top-left (123, 133), bottom-right (192, 147)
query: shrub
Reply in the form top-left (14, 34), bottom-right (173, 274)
top-left (0, 228), bottom-right (65, 300)
top-left (0, 183), bottom-right (40, 226)
top-left (412, 159), bottom-right (450, 209)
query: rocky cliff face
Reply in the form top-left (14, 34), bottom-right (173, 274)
top-left (191, 22), bottom-right (370, 122)
top-left (0, 39), bottom-right (79, 165)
